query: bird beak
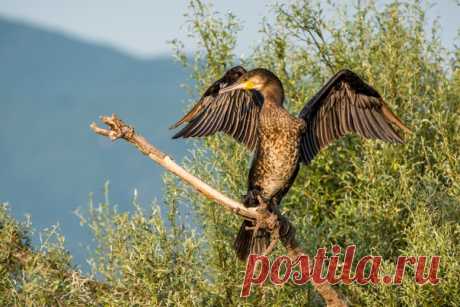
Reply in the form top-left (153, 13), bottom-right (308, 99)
top-left (219, 81), bottom-right (254, 94)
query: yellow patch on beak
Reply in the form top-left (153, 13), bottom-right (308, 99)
top-left (243, 80), bottom-right (255, 90)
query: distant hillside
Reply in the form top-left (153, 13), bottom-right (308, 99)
top-left (0, 17), bottom-right (192, 267)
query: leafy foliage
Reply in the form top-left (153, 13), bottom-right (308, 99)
top-left (1, 0), bottom-right (459, 306)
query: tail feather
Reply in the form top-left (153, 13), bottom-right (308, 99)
top-left (234, 220), bottom-right (270, 260)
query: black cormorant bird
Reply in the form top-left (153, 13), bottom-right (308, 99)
top-left (171, 66), bottom-right (411, 260)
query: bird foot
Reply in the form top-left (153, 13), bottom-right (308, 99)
top-left (266, 213), bottom-right (279, 230)
top-left (255, 195), bottom-right (270, 211)
top-left (241, 190), bottom-right (261, 207)
top-left (252, 195), bottom-right (279, 231)
top-left (263, 225), bottom-right (280, 256)
top-left (242, 192), bottom-right (284, 256)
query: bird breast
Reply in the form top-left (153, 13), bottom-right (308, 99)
top-left (249, 107), bottom-right (304, 199)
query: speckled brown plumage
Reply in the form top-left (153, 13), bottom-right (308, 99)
top-left (249, 99), bottom-right (304, 202)
top-left (171, 66), bottom-right (410, 260)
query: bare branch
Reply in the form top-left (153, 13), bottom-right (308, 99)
top-left (90, 114), bottom-right (347, 307)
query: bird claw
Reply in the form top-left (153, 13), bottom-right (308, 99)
top-left (266, 213), bottom-right (279, 230)
top-left (242, 190), bottom-right (261, 207)
top-left (255, 195), bottom-right (270, 210)
top-left (243, 190), bottom-right (284, 256)
top-left (263, 227), bottom-right (280, 256)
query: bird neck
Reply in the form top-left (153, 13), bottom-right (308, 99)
top-left (260, 79), bottom-right (284, 107)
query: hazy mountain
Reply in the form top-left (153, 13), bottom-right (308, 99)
top-left (0, 17), bottom-right (193, 267)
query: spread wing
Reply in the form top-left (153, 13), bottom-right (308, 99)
top-left (171, 66), bottom-right (262, 151)
top-left (299, 69), bottom-right (411, 164)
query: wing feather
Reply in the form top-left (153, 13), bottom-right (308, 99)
top-left (172, 66), bottom-right (262, 151)
top-left (299, 69), bottom-right (410, 164)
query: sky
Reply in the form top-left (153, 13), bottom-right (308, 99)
top-left (0, 0), bottom-right (458, 59)
top-left (0, 0), bottom-right (270, 58)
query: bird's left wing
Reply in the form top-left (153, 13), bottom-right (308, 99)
top-left (299, 69), bottom-right (411, 164)
top-left (171, 66), bottom-right (262, 151)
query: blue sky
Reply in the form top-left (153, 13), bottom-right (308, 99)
top-left (1, 0), bottom-right (458, 58)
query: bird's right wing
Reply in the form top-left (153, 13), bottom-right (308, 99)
top-left (171, 66), bottom-right (262, 151)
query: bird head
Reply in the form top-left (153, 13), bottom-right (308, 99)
top-left (219, 68), bottom-right (274, 94)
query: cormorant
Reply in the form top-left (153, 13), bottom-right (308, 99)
top-left (171, 66), bottom-right (411, 260)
